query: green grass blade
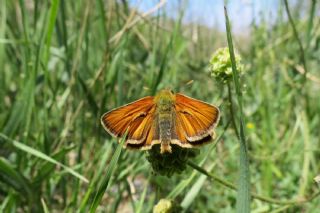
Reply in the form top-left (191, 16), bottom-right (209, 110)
top-left (41, 198), bottom-right (50, 213)
top-left (0, 196), bottom-right (9, 212)
top-left (298, 111), bottom-right (311, 196)
top-left (0, 157), bottom-right (32, 196)
top-left (181, 164), bottom-right (215, 210)
top-left (305, 0), bottom-right (316, 48)
top-left (224, 6), bottom-right (251, 213)
top-left (0, 0), bottom-right (6, 69)
top-left (43, 0), bottom-right (60, 67)
top-left (136, 175), bottom-right (150, 213)
top-left (78, 142), bottom-right (113, 212)
top-left (166, 170), bottom-right (198, 200)
top-left (33, 146), bottom-right (75, 184)
top-left (0, 133), bottom-right (88, 183)
top-left (89, 134), bottom-right (127, 212)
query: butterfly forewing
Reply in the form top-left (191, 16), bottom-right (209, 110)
top-left (101, 96), bottom-right (156, 145)
top-left (175, 93), bottom-right (220, 142)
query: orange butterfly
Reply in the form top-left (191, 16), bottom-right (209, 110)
top-left (101, 89), bottom-right (220, 154)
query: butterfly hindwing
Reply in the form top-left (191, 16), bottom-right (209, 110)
top-left (140, 117), bottom-right (160, 149)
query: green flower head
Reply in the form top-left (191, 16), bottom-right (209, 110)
top-left (209, 47), bottom-right (244, 83)
top-left (146, 145), bottom-right (199, 177)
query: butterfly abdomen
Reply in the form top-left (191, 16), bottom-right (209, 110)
top-left (158, 112), bottom-right (172, 153)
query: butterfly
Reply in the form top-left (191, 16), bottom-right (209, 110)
top-left (101, 89), bottom-right (220, 154)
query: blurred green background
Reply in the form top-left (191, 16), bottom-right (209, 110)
top-left (0, 0), bottom-right (320, 212)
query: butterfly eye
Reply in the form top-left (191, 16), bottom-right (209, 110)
top-left (170, 90), bottom-right (174, 94)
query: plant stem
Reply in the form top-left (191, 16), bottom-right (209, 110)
top-left (283, 0), bottom-right (310, 116)
top-left (283, 0), bottom-right (308, 82)
top-left (187, 161), bottom-right (320, 206)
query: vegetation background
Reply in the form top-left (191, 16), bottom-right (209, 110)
top-left (0, 0), bottom-right (319, 212)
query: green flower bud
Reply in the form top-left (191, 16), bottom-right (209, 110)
top-left (153, 199), bottom-right (182, 213)
top-left (209, 47), bottom-right (244, 83)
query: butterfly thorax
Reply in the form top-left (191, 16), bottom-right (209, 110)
top-left (154, 90), bottom-right (176, 154)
